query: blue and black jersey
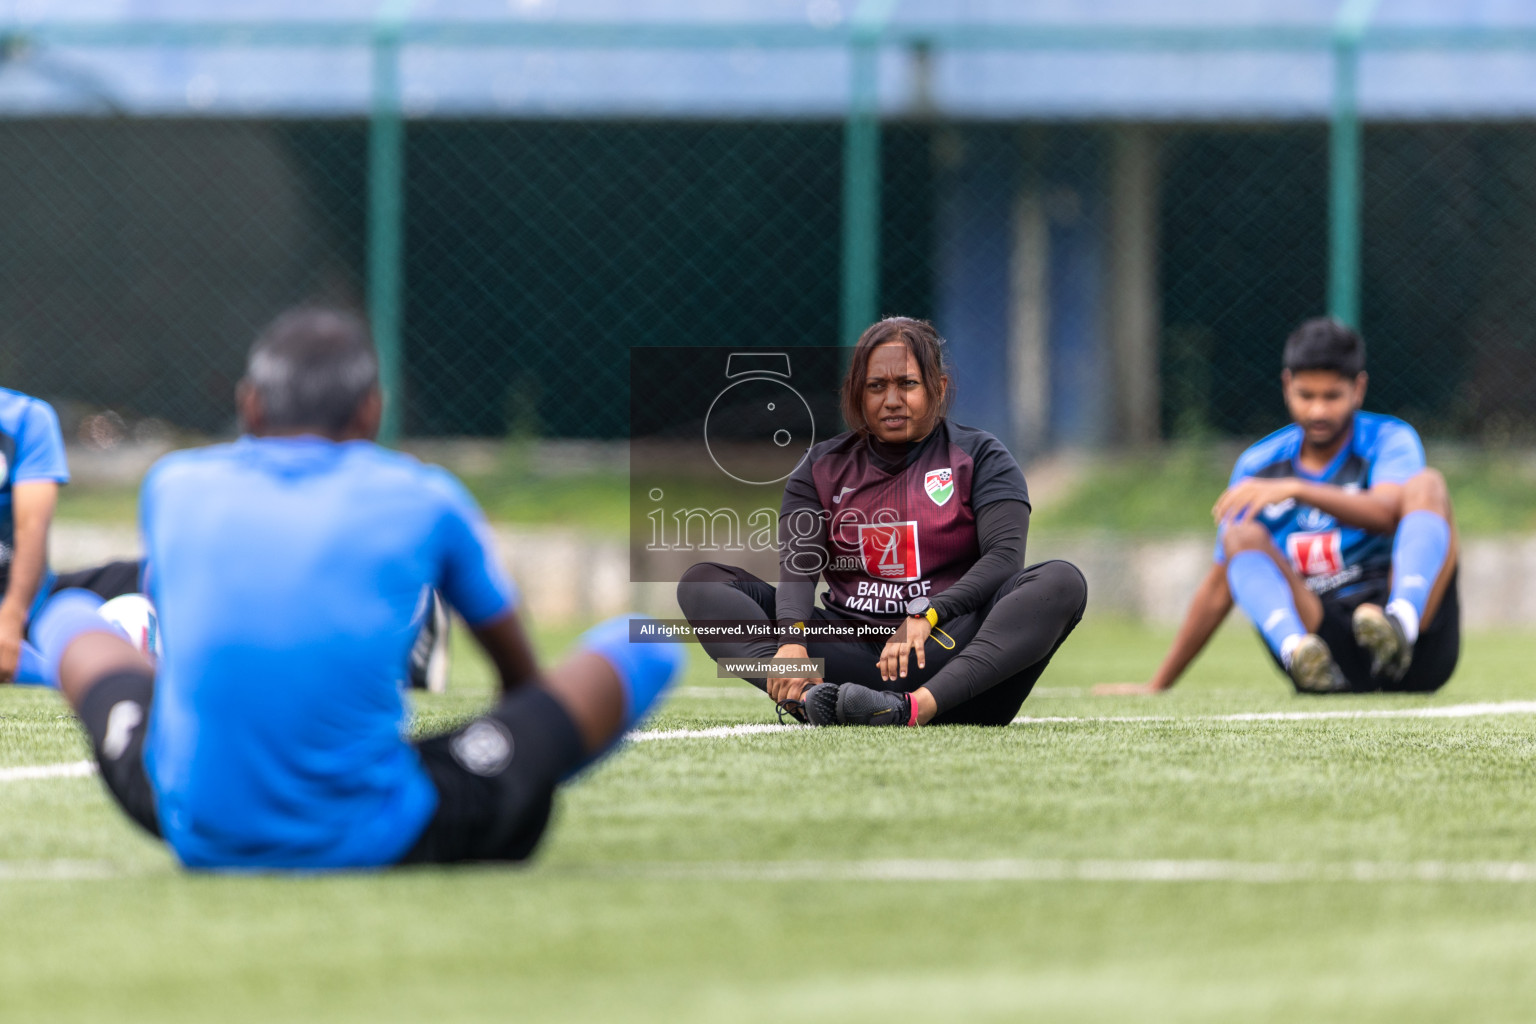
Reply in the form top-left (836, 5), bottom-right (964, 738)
top-left (1216, 411), bottom-right (1424, 598)
top-left (0, 387), bottom-right (69, 597)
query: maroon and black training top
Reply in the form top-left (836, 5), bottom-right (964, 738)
top-left (776, 419), bottom-right (1031, 626)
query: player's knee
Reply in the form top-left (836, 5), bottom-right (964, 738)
top-left (1222, 519), bottom-right (1270, 557)
top-left (1403, 467), bottom-right (1450, 514)
top-left (676, 561), bottom-right (733, 611)
top-left (1029, 560), bottom-right (1088, 614)
top-left (678, 561), bottom-right (737, 587)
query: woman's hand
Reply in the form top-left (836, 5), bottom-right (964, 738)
top-left (766, 643), bottom-right (821, 702)
top-left (878, 617), bottom-right (931, 682)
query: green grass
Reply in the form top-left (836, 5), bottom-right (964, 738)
top-left (459, 459), bottom-right (628, 534)
top-left (59, 441), bottom-right (1536, 538)
top-left (55, 481), bottom-right (149, 524)
top-left (1036, 443), bottom-right (1536, 535)
top-left (5, 619), bottom-right (1536, 1022)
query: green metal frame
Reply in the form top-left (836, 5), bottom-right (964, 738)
top-left (1327, 0), bottom-right (1381, 329)
top-left (5, 5), bottom-right (1506, 427)
top-left (839, 0), bottom-right (901, 346)
top-left (367, 1), bottom-right (411, 444)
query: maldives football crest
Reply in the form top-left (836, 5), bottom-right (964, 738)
top-left (924, 467), bottom-right (954, 506)
top-left (857, 521), bottom-right (921, 582)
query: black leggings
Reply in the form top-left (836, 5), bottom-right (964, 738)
top-left (54, 560), bottom-right (144, 600)
top-left (677, 561), bottom-right (1087, 726)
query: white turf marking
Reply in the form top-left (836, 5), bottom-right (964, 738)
top-left (621, 700), bottom-right (1536, 742)
top-left (1013, 701), bottom-right (1536, 725)
top-left (0, 760), bottom-right (96, 782)
top-left (5, 703), bottom-right (1534, 782)
top-left (2, 857), bottom-right (1536, 885)
top-left (630, 723), bottom-right (806, 742)
top-left (0, 860), bottom-right (124, 881)
top-left (1214, 701), bottom-right (1536, 722)
top-left (600, 858), bottom-right (1536, 885)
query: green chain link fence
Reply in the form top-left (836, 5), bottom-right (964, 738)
top-left (4, 19), bottom-right (1536, 447)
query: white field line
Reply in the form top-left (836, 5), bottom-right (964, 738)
top-left (18, 706), bottom-right (1536, 786)
top-left (623, 700), bottom-right (1536, 742)
top-left (9, 703), bottom-right (1536, 782)
top-left (630, 723), bottom-right (807, 742)
top-left (0, 860), bottom-right (125, 880)
top-left (595, 858), bottom-right (1536, 885)
top-left (0, 760), bottom-right (95, 782)
top-left (1214, 701), bottom-right (1536, 722)
top-left (4, 856), bottom-right (1536, 885)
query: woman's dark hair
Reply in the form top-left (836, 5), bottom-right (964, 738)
top-left (1283, 317), bottom-right (1366, 377)
top-left (840, 317), bottom-right (954, 435)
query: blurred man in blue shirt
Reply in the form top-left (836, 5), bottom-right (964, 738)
top-left (35, 308), bottom-right (679, 869)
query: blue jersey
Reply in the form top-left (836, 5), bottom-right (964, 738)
top-left (1216, 411), bottom-right (1424, 597)
top-left (140, 437), bottom-right (516, 870)
top-left (0, 388), bottom-right (69, 596)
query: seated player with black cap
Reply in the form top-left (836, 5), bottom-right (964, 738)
top-left (1098, 317), bottom-right (1458, 696)
top-left (678, 316), bottom-right (1087, 727)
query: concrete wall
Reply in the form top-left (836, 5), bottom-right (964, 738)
top-left (51, 523), bottom-right (1536, 630)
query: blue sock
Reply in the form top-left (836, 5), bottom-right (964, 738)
top-left (31, 589), bottom-right (115, 686)
top-left (13, 642), bottom-right (51, 687)
top-left (1390, 510), bottom-right (1450, 625)
top-left (1227, 551), bottom-right (1307, 662)
top-left (578, 615), bottom-right (684, 732)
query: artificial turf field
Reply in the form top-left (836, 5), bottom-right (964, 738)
top-left (4, 617), bottom-right (1536, 1023)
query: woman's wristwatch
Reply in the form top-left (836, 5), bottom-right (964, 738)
top-left (906, 596), bottom-right (938, 627)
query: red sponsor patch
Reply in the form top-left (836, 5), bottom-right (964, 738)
top-left (857, 521), bottom-right (921, 582)
top-left (1286, 530), bottom-right (1343, 578)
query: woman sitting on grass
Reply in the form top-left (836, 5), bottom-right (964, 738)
top-left (677, 317), bottom-right (1086, 727)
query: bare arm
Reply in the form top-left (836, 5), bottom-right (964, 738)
top-left (0, 481), bottom-right (59, 682)
top-left (1291, 481), bottom-right (1401, 534)
top-left (1214, 477), bottom-right (1401, 535)
top-left (471, 609), bottom-right (627, 753)
top-left (470, 609), bottom-right (541, 696)
top-left (1095, 562), bottom-right (1232, 695)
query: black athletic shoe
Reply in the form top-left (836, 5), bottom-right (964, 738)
top-left (802, 683), bottom-right (842, 727)
top-left (1351, 604), bottom-right (1412, 682)
top-left (1286, 634), bottom-right (1348, 694)
top-left (803, 682), bottom-right (912, 726)
top-left (407, 590), bottom-right (451, 693)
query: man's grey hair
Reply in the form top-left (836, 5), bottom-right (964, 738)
top-left (243, 307), bottom-right (380, 433)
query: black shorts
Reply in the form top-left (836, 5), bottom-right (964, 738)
top-left (78, 672), bottom-right (585, 866)
top-left (53, 560), bottom-right (144, 602)
top-left (1264, 572), bottom-right (1461, 693)
top-left (399, 687), bottom-right (584, 865)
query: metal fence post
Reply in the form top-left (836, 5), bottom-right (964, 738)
top-left (1327, 0), bottom-right (1378, 328)
top-left (369, 2), bottom-right (410, 443)
top-left (839, 1), bottom-right (898, 345)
